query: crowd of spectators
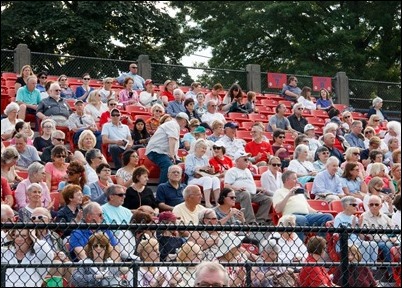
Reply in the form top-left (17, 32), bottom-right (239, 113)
top-left (1, 67), bottom-right (400, 287)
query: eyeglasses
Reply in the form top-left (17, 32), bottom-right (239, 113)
top-left (54, 138), bottom-right (65, 142)
top-left (155, 110), bottom-right (162, 113)
top-left (55, 154), bottom-right (67, 158)
top-left (242, 158), bottom-right (249, 162)
top-left (349, 203), bottom-right (358, 207)
top-left (210, 105), bottom-right (217, 107)
top-left (271, 163), bottom-right (281, 167)
top-left (111, 114), bottom-right (120, 117)
top-left (297, 108), bottom-right (303, 110)
top-left (130, 66), bottom-right (138, 69)
top-left (344, 116), bottom-right (351, 119)
top-left (54, 89), bottom-right (62, 92)
top-left (213, 147), bottom-right (222, 150)
top-left (369, 203), bottom-right (380, 207)
top-left (278, 136), bottom-right (285, 139)
top-left (227, 196), bottom-right (237, 200)
top-left (109, 103), bottom-right (117, 106)
top-left (40, 76), bottom-right (47, 79)
top-left (93, 244), bottom-right (105, 249)
top-left (67, 171), bottom-right (78, 176)
top-left (352, 152), bottom-right (360, 156)
top-left (43, 125), bottom-right (53, 128)
top-left (365, 131), bottom-right (373, 134)
top-left (113, 193), bottom-right (126, 197)
top-left (374, 119), bottom-right (380, 122)
top-left (31, 215), bottom-right (48, 221)
top-left (83, 78), bottom-right (90, 80)
top-left (170, 171), bottom-right (181, 174)
top-left (195, 283), bottom-right (227, 287)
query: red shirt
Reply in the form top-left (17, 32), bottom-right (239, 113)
top-left (209, 156), bottom-right (234, 174)
top-left (161, 90), bottom-right (174, 102)
top-left (245, 140), bottom-right (273, 163)
top-left (333, 137), bottom-right (345, 154)
top-left (299, 255), bottom-right (333, 287)
top-left (1, 176), bottom-right (13, 201)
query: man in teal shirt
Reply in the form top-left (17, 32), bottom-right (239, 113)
top-left (16, 75), bottom-right (41, 120)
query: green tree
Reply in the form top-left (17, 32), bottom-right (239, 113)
top-left (172, 1), bottom-right (401, 82)
top-left (1, 1), bottom-right (192, 81)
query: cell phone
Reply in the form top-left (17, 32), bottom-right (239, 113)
top-left (295, 188), bottom-right (305, 194)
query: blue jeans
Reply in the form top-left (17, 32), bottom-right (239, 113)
top-left (147, 151), bottom-right (174, 184)
top-left (109, 144), bottom-right (124, 170)
top-left (293, 213), bottom-right (334, 241)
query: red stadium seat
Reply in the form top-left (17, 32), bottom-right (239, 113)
top-left (137, 148), bottom-right (160, 184)
top-left (307, 200), bottom-right (337, 217)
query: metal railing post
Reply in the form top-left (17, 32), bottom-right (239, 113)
top-left (339, 225), bottom-right (349, 287)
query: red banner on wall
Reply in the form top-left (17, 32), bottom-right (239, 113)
top-left (312, 76), bottom-right (332, 91)
top-left (267, 73), bottom-right (287, 89)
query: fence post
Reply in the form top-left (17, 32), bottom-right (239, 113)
top-left (246, 64), bottom-right (261, 93)
top-left (339, 225), bottom-right (349, 287)
top-left (137, 55), bottom-right (151, 81)
top-left (334, 72), bottom-right (349, 106)
top-left (245, 261), bottom-right (252, 287)
top-left (1, 265), bottom-right (6, 287)
top-left (14, 44), bottom-right (31, 74)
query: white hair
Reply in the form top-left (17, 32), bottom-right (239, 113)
top-left (325, 156), bottom-right (339, 167)
top-left (4, 102), bottom-right (20, 116)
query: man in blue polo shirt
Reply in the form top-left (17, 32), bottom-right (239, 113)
top-left (156, 165), bottom-right (186, 211)
top-left (115, 63), bottom-right (145, 90)
top-left (69, 202), bottom-right (120, 262)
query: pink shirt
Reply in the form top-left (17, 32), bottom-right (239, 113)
top-left (45, 162), bottom-right (69, 192)
top-left (14, 178), bottom-right (50, 210)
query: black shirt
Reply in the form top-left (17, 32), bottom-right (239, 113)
top-left (123, 186), bottom-right (157, 209)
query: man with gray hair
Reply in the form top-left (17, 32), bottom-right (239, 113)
top-left (312, 156), bottom-right (344, 202)
top-left (201, 100), bottom-right (226, 128)
top-left (287, 102), bottom-right (308, 134)
top-left (344, 120), bottom-right (365, 150)
top-left (14, 133), bottom-right (41, 170)
top-left (16, 75), bottom-right (41, 121)
top-left (166, 88), bottom-right (186, 117)
top-left (194, 261), bottom-right (230, 288)
top-left (101, 184), bottom-right (132, 225)
top-left (1, 204), bottom-right (15, 246)
top-left (36, 82), bottom-right (71, 126)
top-left (316, 132), bottom-right (345, 163)
top-left (156, 165), bottom-right (186, 211)
top-left (41, 130), bottom-right (67, 163)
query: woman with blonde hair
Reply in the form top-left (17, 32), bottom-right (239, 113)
top-left (72, 232), bottom-right (121, 287)
top-left (73, 130), bottom-right (104, 164)
top-left (341, 147), bottom-right (366, 179)
top-left (365, 163), bottom-right (395, 194)
top-left (367, 114), bottom-right (384, 137)
top-left (15, 64), bottom-right (34, 91)
top-left (84, 90), bottom-right (108, 122)
top-left (145, 103), bottom-right (165, 135)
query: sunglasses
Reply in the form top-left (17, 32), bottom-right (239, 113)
top-left (111, 114), bottom-right (120, 117)
top-left (43, 125), bottom-right (53, 128)
top-left (54, 89), bottom-right (62, 92)
top-left (374, 119), bottom-right (380, 122)
top-left (228, 196), bottom-right (236, 200)
top-left (40, 76), bottom-right (47, 79)
top-left (369, 203), bottom-right (380, 207)
top-left (54, 138), bottom-right (65, 142)
top-left (83, 78), bottom-right (90, 80)
top-left (278, 136), bottom-right (285, 139)
top-left (349, 203), bottom-right (358, 207)
top-left (344, 116), bottom-right (351, 119)
top-left (105, 82), bottom-right (113, 84)
top-left (297, 108), bottom-right (303, 110)
top-left (31, 215), bottom-right (48, 221)
top-left (55, 154), bottom-right (67, 158)
top-left (109, 103), bottom-right (117, 106)
top-left (213, 147), bottom-right (222, 150)
top-left (155, 110), bottom-right (163, 113)
top-left (352, 152), bottom-right (360, 156)
top-left (271, 163), bottom-right (281, 167)
top-left (114, 193), bottom-right (126, 197)
top-left (365, 131), bottom-right (373, 134)
top-left (67, 171), bottom-right (78, 176)
top-left (130, 66), bottom-right (138, 69)
top-left (60, 79), bottom-right (67, 81)
top-left (93, 244), bottom-right (105, 249)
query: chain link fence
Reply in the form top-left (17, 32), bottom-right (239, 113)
top-left (0, 49), bottom-right (13, 73)
top-left (1, 221), bottom-right (400, 287)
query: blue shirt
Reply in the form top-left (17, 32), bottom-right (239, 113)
top-left (156, 181), bottom-right (186, 207)
top-left (58, 181), bottom-right (91, 196)
top-left (166, 101), bottom-right (186, 117)
top-left (16, 86), bottom-right (41, 105)
top-left (340, 177), bottom-right (362, 194)
top-left (280, 84), bottom-right (301, 101)
top-left (116, 72), bottom-right (145, 90)
top-left (184, 153), bottom-right (210, 182)
top-left (316, 99), bottom-right (332, 109)
top-left (344, 133), bottom-right (365, 149)
top-left (69, 228), bottom-right (117, 261)
top-left (312, 170), bottom-right (343, 196)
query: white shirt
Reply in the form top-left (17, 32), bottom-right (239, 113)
top-left (172, 202), bottom-right (206, 225)
top-left (85, 163), bottom-right (98, 185)
top-left (224, 167), bottom-right (256, 195)
top-left (146, 120), bottom-right (180, 156)
top-left (101, 122), bottom-right (131, 150)
top-left (287, 159), bottom-right (316, 176)
top-left (139, 91), bottom-right (158, 107)
top-left (84, 102), bottom-right (108, 122)
top-left (1, 118), bottom-right (23, 137)
top-left (261, 169), bottom-right (283, 196)
top-left (201, 112), bottom-right (226, 128)
top-left (219, 135), bottom-right (246, 159)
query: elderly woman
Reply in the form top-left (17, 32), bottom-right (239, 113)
top-left (365, 162), bottom-right (395, 194)
top-left (384, 137), bottom-right (399, 166)
top-left (340, 162), bottom-right (367, 203)
top-left (56, 184), bottom-right (84, 224)
top-left (383, 121), bottom-right (401, 150)
top-left (207, 119), bottom-right (224, 142)
top-left (14, 162), bottom-right (50, 210)
top-left (1, 146), bottom-right (22, 187)
top-left (166, 88), bottom-right (186, 116)
top-left (334, 195), bottom-right (379, 264)
top-left (33, 119), bottom-right (56, 155)
top-left (367, 96), bottom-right (388, 122)
top-left (184, 97), bottom-right (202, 122)
top-left (45, 145), bottom-right (69, 192)
top-left (1, 228), bottom-right (53, 287)
top-left (1, 102), bottom-right (23, 141)
top-left (341, 147), bottom-right (366, 179)
top-left (98, 77), bottom-right (116, 103)
top-left (367, 114), bottom-right (385, 137)
top-left (18, 183), bottom-right (45, 222)
top-left (287, 144), bottom-right (317, 186)
top-left (115, 149), bottom-right (139, 187)
top-left (195, 92), bottom-right (207, 117)
top-left (123, 165), bottom-right (157, 210)
top-left (71, 232), bottom-right (121, 287)
top-left (261, 156), bottom-right (283, 196)
top-left (185, 139), bottom-right (221, 208)
top-left (145, 103), bottom-right (165, 135)
top-left (84, 90), bottom-right (108, 122)
top-left (363, 177), bottom-right (394, 215)
top-left (74, 130), bottom-right (103, 164)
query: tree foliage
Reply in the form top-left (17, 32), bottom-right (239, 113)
top-left (172, 1), bottom-right (401, 82)
top-left (1, 1), bottom-right (191, 81)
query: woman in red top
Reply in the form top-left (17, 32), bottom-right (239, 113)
top-left (1, 176), bottom-right (14, 208)
top-left (299, 236), bottom-right (338, 287)
top-left (160, 79), bottom-right (176, 106)
top-left (209, 141), bottom-right (233, 180)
